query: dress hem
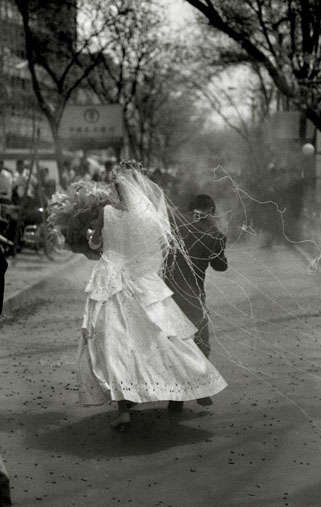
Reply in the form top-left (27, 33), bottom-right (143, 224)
top-left (78, 378), bottom-right (227, 406)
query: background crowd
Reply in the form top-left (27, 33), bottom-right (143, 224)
top-left (0, 153), bottom-right (215, 259)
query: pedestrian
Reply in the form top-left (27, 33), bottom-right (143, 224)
top-left (102, 159), bottom-right (115, 183)
top-left (0, 242), bottom-right (8, 314)
top-left (165, 194), bottom-right (228, 410)
top-left (0, 162), bottom-right (13, 204)
top-left (74, 162), bottom-right (227, 429)
top-left (61, 160), bottom-right (75, 190)
top-left (12, 159), bottom-right (26, 205)
top-left (39, 167), bottom-right (56, 202)
top-left (0, 243), bottom-right (13, 506)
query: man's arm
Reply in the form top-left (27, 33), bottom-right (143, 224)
top-left (209, 234), bottom-right (228, 271)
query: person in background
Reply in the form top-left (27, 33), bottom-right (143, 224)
top-left (24, 164), bottom-right (38, 207)
top-left (12, 159), bottom-right (38, 212)
top-left (165, 194), bottom-right (228, 411)
top-left (39, 167), bottom-right (56, 201)
top-left (77, 156), bottom-right (90, 180)
top-left (0, 163), bottom-right (15, 257)
top-left (0, 162), bottom-right (13, 204)
top-left (102, 159), bottom-right (115, 183)
top-left (0, 243), bottom-right (12, 506)
top-left (12, 159), bottom-right (27, 205)
top-left (61, 160), bottom-right (75, 190)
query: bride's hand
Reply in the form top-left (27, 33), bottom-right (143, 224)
top-left (86, 228), bottom-right (94, 240)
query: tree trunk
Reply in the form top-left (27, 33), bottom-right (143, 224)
top-left (50, 123), bottom-right (64, 185)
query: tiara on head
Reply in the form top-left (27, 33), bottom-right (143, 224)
top-left (120, 160), bottom-right (144, 172)
top-left (111, 159), bottom-right (147, 177)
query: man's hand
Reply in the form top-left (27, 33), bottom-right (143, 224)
top-left (81, 328), bottom-right (90, 342)
top-left (0, 234), bottom-right (13, 247)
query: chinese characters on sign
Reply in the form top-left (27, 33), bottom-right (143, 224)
top-left (59, 105), bottom-right (124, 150)
top-left (69, 126), bottom-right (111, 134)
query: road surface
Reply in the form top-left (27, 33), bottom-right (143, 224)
top-left (1, 239), bottom-right (321, 506)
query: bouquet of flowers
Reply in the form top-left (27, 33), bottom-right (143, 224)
top-left (48, 179), bottom-right (113, 259)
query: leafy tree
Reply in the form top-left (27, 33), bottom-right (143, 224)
top-left (86, 0), bottom-right (199, 166)
top-left (151, 92), bottom-right (207, 169)
top-left (15, 0), bottom-right (115, 180)
top-left (181, 0), bottom-right (321, 130)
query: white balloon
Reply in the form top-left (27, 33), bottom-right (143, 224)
top-left (302, 143), bottom-right (315, 156)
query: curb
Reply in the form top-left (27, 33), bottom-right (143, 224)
top-left (2, 254), bottom-right (83, 314)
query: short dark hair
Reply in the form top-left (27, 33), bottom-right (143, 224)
top-left (189, 194), bottom-right (215, 213)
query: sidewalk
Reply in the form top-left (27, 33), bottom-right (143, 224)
top-left (2, 249), bottom-right (82, 314)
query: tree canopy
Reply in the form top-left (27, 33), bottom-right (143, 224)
top-left (85, 0), bottom-right (204, 166)
top-left (182, 0), bottom-right (321, 130)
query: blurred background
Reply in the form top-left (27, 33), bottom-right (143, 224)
top-left (0, 0), bottom-right (320, 255)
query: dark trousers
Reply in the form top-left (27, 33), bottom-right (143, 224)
top-left (0, 458), bottom-right (12, 506)
top-left (0, 248), bottom-right (7, 313)
top-left (193, 314), bottom-right (210, 358)
top-left (169, 285), bottom-right (211, 358)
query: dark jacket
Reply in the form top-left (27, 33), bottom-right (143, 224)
top-left (165, 211), bottom-right (227, 325)
top-left (0, 248), bottom-right (8, 314)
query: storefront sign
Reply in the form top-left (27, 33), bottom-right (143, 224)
top-left (59, 104), bottom-right (124, 150)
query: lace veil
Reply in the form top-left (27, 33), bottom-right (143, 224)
top-left (111, 163), bottom-right (175, 277)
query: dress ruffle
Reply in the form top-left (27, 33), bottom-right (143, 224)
top-left (82, 268), bottom-right (196, 342)
top-left (84, 254), bottom-right (123, 301)
top-left (78, 204), bottom-right (227, 405)
top-left (79, 272), bottom-right (227, 405)
top-left (85, 254), bottom-right (173, 303)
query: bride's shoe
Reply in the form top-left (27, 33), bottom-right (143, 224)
top-left (126, 401), bottom-right (137, 409)
top-left (197, 397), bottom-right (213, 407)
top-left (110, 412), bottom-right (131, 430)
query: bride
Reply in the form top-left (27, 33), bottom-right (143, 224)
top-left (77, 162), bottom-right (227, 429)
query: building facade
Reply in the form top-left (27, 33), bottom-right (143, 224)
top-left (0, 0), bottom-right (77, 153)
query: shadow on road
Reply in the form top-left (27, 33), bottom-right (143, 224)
top-left (0, 407), bottom-right (218, 458)
top-left (2, 403), bottom-right (320, 506)
top-left (36, 408), bottom-right (216, 458)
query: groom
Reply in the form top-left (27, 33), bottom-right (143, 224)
top-left (166, 194), bottom-right (228, 411)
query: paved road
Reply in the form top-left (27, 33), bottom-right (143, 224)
top-left (1, 240), bottom-right (321, 507)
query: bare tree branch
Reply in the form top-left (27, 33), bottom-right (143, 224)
top-left (183, 0), bottom-right (321, 129)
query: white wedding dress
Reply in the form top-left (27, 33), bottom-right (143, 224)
top-left (77, 201), bottom-right (227, 405)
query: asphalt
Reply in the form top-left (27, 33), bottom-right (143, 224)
top-left (2, 249), bottom-right (82, 314)
top-left (1, 239), bottom-right (321, 506)
top-left (2, 243), bottom-right (312, 317)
